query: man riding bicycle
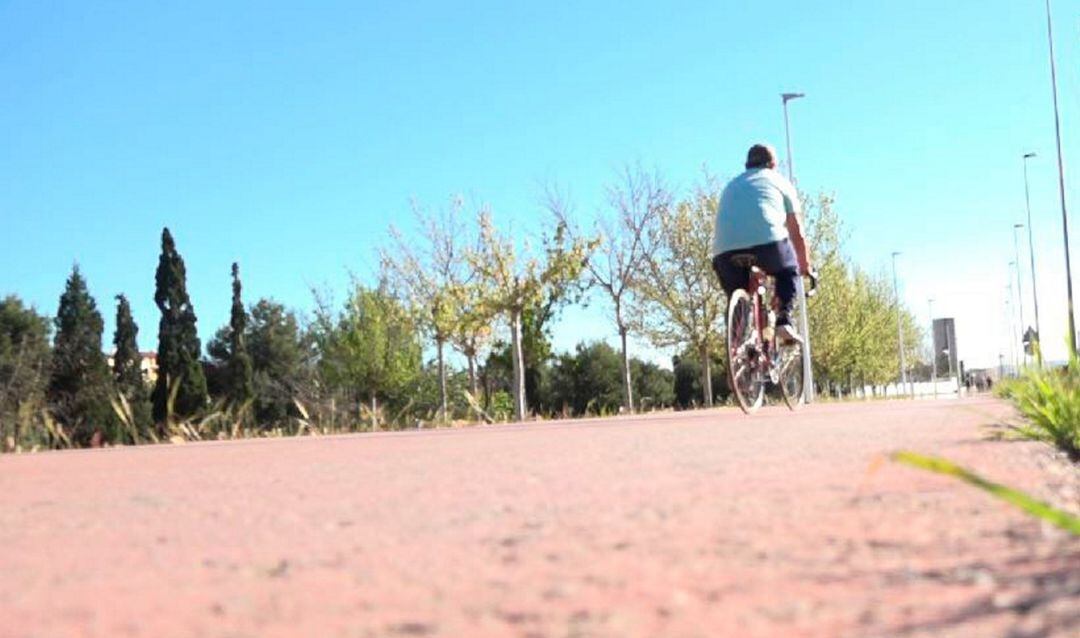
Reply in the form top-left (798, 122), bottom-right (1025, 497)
top-left (711, 144), bottom-right (813, 344)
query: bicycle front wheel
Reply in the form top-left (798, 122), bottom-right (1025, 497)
top-left (727, 289), bottom-right (765, 414)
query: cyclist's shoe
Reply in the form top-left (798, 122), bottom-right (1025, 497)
top-left (777, 323), bottom-right (803, 346)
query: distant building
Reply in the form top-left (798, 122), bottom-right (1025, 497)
top-left (932, 318), bottom-right (958, 377)
top-left (105, 351), bottom-right (159, 383)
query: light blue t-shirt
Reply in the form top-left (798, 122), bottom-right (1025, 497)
top-left (712, 168), bottom-right (800, 255)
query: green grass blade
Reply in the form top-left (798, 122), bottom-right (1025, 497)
top-left (890, 450), bottom-right (1080, 536)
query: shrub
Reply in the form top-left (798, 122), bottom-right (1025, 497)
top-left (1002, 359), bottom-right (1080, 460)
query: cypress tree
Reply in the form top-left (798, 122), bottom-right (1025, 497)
top-left (225, 262), bottom-right (254, 409)
top-left (152, 228), bottom-right (208, 422)
top-left (113, 295), bottom-right (142, 391)
top-left (113, 294), bottom-right (153, 439)
top-left (48, 266), bottom-right (115, 445)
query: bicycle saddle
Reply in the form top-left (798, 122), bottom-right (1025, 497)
top-left (729, 254), bottom-right (758, 268)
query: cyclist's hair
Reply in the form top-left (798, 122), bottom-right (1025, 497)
top-left (745, 144), bottom-right (777, 170)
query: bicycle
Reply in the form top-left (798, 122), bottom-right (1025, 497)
top-left (724, 255), bottom-right (817, 414)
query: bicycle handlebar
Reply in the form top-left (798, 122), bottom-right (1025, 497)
top-left (805, 270), bottom-right (819, 298)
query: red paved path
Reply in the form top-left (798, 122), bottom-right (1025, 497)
top-left (2, 397), bottom-right (1078, 637)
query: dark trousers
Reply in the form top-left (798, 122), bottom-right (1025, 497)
top-left (712, 239), bottom-right (799, 325)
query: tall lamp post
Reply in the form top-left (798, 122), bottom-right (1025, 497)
top-left (928, 298), bottom-right (938, 399)
top-left (781, 92), bottom-right (805, 180)
top-left (781, 91), bottom-right (814, 402)
top-left (1022, 152), bottom-right (1042, 362)
top-left (891, 252), bottom-right (909, 397)
top-left (1007, 277), bottom-right (1019, 373)
top-left (1012, 223), bottom-right (1027, 366)
top-left (1044, 0), bottom-right (1077, 354)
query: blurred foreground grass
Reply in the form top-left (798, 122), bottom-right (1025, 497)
top-left (891, 451), bottom-right (1079, 536)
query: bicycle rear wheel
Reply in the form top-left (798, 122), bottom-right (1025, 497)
top-left (777, 343), bottom-right (804, 410)
top-left (727, 289), bottom-right (765, 414)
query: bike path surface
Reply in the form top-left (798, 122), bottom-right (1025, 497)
top-left (2, 397), bottom-right (1078, 637)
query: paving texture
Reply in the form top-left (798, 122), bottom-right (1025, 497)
top-left (1, 396), bottom-right (1078, 637)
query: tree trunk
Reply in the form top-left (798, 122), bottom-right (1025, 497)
top-left (436, 337), bottom-right (448, 424)
top-left (370, 393), bottom-right (378, 431)
top-left (466, 351), bottom-right (478, 399)
top-left (480, 366), bottom-right (490, 411)
top-left (700, 344), bottom-right (714, 407)
top-left (619, 326), bottom-right (634, 413)
top-left (510, 309), bottom-right (527, 422)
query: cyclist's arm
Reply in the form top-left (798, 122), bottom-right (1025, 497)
top-left (779, 177), bottom-right (812, 275)
top-left (786, 213), bottom-right (811, 275)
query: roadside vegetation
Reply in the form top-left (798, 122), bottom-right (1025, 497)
top-left (886, 349), bottom-right (1080, 535)
top-left (995, 356), bottom-right (1080, 460)
top-left (1, 168), bottom-right (928, 452)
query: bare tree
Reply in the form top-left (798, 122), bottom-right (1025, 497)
top-left (381, 198), bottom-right (472, 423)
top-left (632, 175), bottom-right (726, 407)
top-left (548, 166), bottom-right (667, 413)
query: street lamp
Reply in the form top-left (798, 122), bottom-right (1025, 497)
top-left (1013, 223), bottom-right (1027, 366)
top-left (781, 93), bottom-right (805, 182)
top-left (891, 252), bottom-right (909, 397)
top-left (781, 91), bottom-right (814, 403)
top-left (1007, 275), bottom-right (1019, 373)
top-left (929, 298), bottom-right (938, 399)
top-left (1043, 0), bottom-right (1077, 355)
top-left (1022, 152), bottom-right (1042, 363)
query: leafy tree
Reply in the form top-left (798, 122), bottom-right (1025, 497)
top-left (546, 341), bottom-right (624, 416)
top-left (479, 340), bottom-right (512, 406)
top-left (247, 299), bottom-right (313, 424)
top-left (483, 301), bottom-right (560, 414)
top-left (633, 176), bottom-right (726, 406)
top-left (112, 294), bottom-right (153, 438)
top-left (469, 210), bottom-right (593, 421)
top-left (208, 298), bottom-right (313, 425)
top-left (152, 228), bottom-right (208, 422)
top-left (449, 278), bottom-right (495, 400)
top-left (315, 282), bottom-right (422, 429)
top-left (670, 351), bottom-right (729, 409)
top-left (802, 196), bottom-right (925, 395)
top-left (551, 166), bottom-right (665, 413)
top-left (631, 359), bottom-right (675, 411)
top-left (480, 270), bottom-right (588, 416)
top-left (224, 263), bottom-right (254, 409)
top-left (672, 355), bottom-right (700, 409)
top-left (410, 364), bottom-right (471, 422)
top-left (0, 296), bottom-right (51, 449)
top-left (48, 266), bottom-right (115, 444)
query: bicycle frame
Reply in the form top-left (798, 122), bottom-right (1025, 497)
top-left (747, 267), bottom-right (779, 361)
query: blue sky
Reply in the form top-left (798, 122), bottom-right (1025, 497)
top-left (2, 1), bottom-right (1079, 370)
